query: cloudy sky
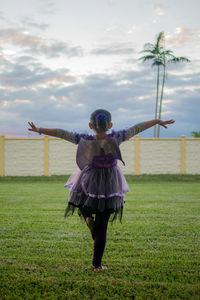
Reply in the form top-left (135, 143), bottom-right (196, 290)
top-left (0, 0), bottom-right (199, 138)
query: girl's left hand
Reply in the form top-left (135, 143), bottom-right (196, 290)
top-left (158, 119), bottom-right (175, 128)
top-left (28, 122), bottom-right (39, 133)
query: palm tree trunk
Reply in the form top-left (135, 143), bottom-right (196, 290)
top-left (154, 65), bottom-right (160, 137)
top-left (157, 63), bottom-right (166, 137)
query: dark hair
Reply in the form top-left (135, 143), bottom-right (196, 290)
top-left (90, 109), bottom-right (112, 133)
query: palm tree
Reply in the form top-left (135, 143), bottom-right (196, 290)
top-left (139, 32), bottom-right (191, 138)
top-left (139, 32), bottom-right (165, 137)
top-left (157, 38), bottom-right (190, 137)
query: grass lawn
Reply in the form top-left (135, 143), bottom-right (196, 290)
top-left (0, 175), bottom-right (200, 299)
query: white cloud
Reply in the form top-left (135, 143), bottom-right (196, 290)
top-left (105, 24), bottom-right (121, 33)
top-left (0, 51), bottom-right (198, 138)
top-left (39, 0), bottom-right (57, 15)
top-left (0, 28), bottom-right (83, 58)
top-left (167, 27), bottom-right (199, 47)
top-left (2, 101), bottom-right (9, 107)
top-left (118, 107), bottom-right (129, 112)
top-left (153, 4), bottom-right (166, 23)
top-left (14, 99), bottom-right (31, 104)
top-left (0, 57), bottom-right (77, 89)
top-left (0, 11), bottom-right (4, 20)
top-left (154, 4), bottom-right (165, 16)
top-left (20, 17), bottom-right (49, 30)
top-left (116, 80), bottom-right (132, 86)
top-left (91, 42), bottom-right (135, 56)
top-left (127, 26), bottom-right (137, 34)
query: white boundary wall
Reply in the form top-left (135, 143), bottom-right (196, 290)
top-left (0, 135), bottom-right (200, 176)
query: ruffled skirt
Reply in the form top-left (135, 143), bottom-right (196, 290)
top-left (64, 165), bottom-right (129, 223)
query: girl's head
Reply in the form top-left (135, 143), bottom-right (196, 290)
top-left (89, 109), bottom-right (112, 133)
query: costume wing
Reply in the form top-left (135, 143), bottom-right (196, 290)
top-left (76, 137), bottom-right (125, 170)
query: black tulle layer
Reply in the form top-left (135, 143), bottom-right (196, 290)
top-left (65, 204), bottom-right (123, 224)
top-left (64, 195), bottom-right (124, 223)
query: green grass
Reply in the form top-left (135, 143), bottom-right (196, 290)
top-left (0, 175), bottom-right (200, 299)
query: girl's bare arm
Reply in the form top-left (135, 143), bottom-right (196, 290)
top-left (28, 122), bottom-right (81, 143)
top-left (115, 119), bottom-right (175, 144)
top-left (144, 119), bottom-right (175, 129)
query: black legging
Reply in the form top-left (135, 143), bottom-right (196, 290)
top-left (80, 208), bottom-right (111, 267)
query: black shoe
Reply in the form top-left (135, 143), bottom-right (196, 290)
top-left (93, 266), bottom-right (108, 272)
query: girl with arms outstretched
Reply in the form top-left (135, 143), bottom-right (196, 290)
top-left (28, 109), bottom-right (174, 272)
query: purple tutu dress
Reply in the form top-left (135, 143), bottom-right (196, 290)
top-left (56, 122), bottom-right (146, 223)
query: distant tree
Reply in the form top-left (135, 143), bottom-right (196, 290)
top-left (139, 32), bottom-right (164, 138)
top-left (139, 32), bottom-right (190, 138)
top-left (157, 42), bottom-right (190, 137)
top-left (191, 131), bottom-right (200, 138)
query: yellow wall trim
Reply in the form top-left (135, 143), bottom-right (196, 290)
top-left (44, 136), bottom-right (49, 176)
top-left (180, 135), bottom-right (186, 174)
top-left (134, 135), bottom-right (140, 175)
top-left (0, 136), bottom-right (5, 176)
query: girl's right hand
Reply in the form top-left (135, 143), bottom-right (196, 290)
top-left (28, 122), bottom-right (39, 133)
top-left (158, 119), bottom-right (175, 128)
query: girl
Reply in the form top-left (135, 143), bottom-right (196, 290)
top-left (28, 109), bottom-right (174, 272)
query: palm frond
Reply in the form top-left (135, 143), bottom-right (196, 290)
top-left (155, 32), bottom-right (164, 49)
top-left (160, 50), bottom-right (174, 57)
top-left (168, 56), bottom-right (191, 63)
top-left (143, 43), bottom-right (155, 50)
top-left (177, 56), bottom-right (191, 62)
top-left (140, 49), bottom-right (155, 53)
top-left (152, 60), bottom-right (164, 66)
top-left (139, 49), bottom-right (154, 54)
top-left (139, 55), bottom-right (156, 62)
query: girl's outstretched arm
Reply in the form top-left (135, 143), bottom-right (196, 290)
top-left (28, 122), bottom-right (57, 137)
top-left (115, 119), bottom-right (175, 144)
top-left (28, 122), bottom-right (82, 144)
top-left (144, 119), bottom-right (175, 129)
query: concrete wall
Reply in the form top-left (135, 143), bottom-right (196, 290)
top-left (140, 139), bottom-right (181, 174)
top-left (0, 135), bottom-right (200, 176)
top-left (5, 139), bottom-right (44, 176)
top-left (186, 139), bottom-right (200, 174)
